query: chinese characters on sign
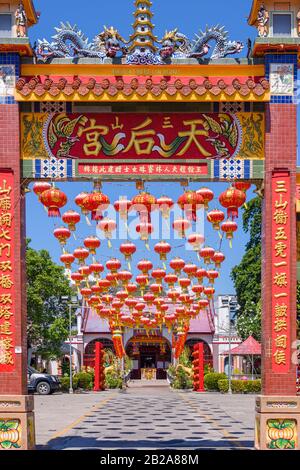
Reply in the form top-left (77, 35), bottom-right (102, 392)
top-left (78, 163), bottom-right (208, 176)
top-left (272, 172), bottom-right (291, 373)
top-left (0, 172), bottom-right (15, 373)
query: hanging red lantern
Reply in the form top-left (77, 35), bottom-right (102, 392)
top-left (106, 258), bottom-right (121, 273)
top-left (177, 190), bottom-right (204, 221)
top-left (192, 284), bottom-right (204, 298)
top-left (33, 182), bottom-right (52, 199)
top-left (152, 268), bottom-right (166, 284)
top-left (198, 298), bottom-right (209, 310)
top-left (199, 246), bottom-right (215, 264)
top-left (221, 220), bottom-right (238, 240)
top-left (206, 270), bottom-right (219, 285)
top-left (157, 196), bottom-right (174, 219)
top-left (82, 191), bottom-right (110, 221)
top-left (136, 222), bottom-right (153, 241)
top-left (232, 181), bottom-right (251, 193)
top-left (98, 278), bottom-right (111, 293)
top-left (53, 227), bottom-right (71, 246)
top-left (91, 285), bottom-right (102, 295)
top-left (118, 270), bottom-right (132, 286)
top-left (170, 258), bottom-right (185, 275)
top-left (126, 283), bottom-right (137, 297)
top-left (98, 218), bottom-right (117, 239)
top-left (167, 290), bottom-right (180, 303)
top-left (40, 188), bottom-right (67, 217)
top-left (89, 262), bottom-right (104, 278)
top-left (204, 286), bottom-right (215, 300)
top-left (106, 273), bottom-right (119, 286)
top-left (75, 192), bottom-right (89, 215)
top-left (62, 210), bottom-right (81, 231)
top-left (207, 209), bottom-right (225, 230)
top-left (131, 191), bottom-right (157, 223)
top-left (164, 274), bottom-right (178, 288)
top-left (71, 272), bottom-right (84, 286)
top-left (219, 187), bottom-right (246, 219)
top-left (183, 263), bottom-right (198, 279)
top-left (143, 292), bottom-right (155, 305)
top-left (195, 268), bottom-right (207, 283)
top-left (212, 252), bottom-right (225, 268)
top-left (187, 233), bottom-right (205, 251)
top-left (196, 187), bottom-right (214, 210)
top-left (173, 219), bottom-right (190, 238)
top-left (150, 283), bottom-right (163, 296)
top-left (73, 247), bottom-right (90, 266)
top-left (60, 252), bottom-right (75, 269)
top-left (120, 242), bottom-right (136, 261)
top-left (114, 197), bottom-right (132, 220)
top-left (116, 290), bottom-right (128, 301)
top-left (80, 287), bottom-right (92, 300)
top-left (125, 298), bottom-right (138, 311)
top-left (84, 236), bottom-right (101, 255)
top-left (136, 274), bottom-right (149, 293)
top-left (135, 302), bottom-right (145, 313)
top-left (137, 259), bottom-right (153, 274)
top-left (102, 294), bottom-right (114, 305)
top-left (154, 241), bottom-right (171, 261)
top-left (78, 265), bottom-right (91, 279)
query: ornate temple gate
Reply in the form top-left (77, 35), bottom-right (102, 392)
top-left (0, 0), bottom-right (299, 451)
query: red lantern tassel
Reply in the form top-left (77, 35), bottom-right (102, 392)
top-left (48, 207), bottom-right (60, 217)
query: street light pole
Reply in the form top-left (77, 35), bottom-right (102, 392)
top-left (228, 316), bottom-right (232, 395)
top-left (69, 303), bottom-right (73, 394)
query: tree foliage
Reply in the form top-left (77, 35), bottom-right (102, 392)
top-left (26, 241), bottom-right (73, 359)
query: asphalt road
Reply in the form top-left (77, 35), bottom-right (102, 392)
top-left (34, 380), bottom-right (256, 450)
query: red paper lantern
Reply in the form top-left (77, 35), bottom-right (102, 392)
top-left (219, 187), bottom-right (246, 219)
top-left (84, 236), bottom-right (101, 255)
top-left (136, 222), bottom-right (153, 241)
top-left (71, 272), bottom-right (84, 286)
top-left (89, 262), bottom-right (104, 278)
top-left (80, 288), bottom-right (92, 299)
top-left (62, 210), bottom-right (81, 231)
top-left (82, 191), bottom-right (110, 221)
top-left (116, 290), bottom-right (128, 301)
top-left (73, 247), bottom-right (90, 265)
top-left (136, 274), bottom-right (149, 290)
top-left (78, 265), bottom-right (90, 279)
top-left (137, 259), bottom-right (153, 274)
top-left (150, 283), bottom-right (163, 296)
top-left (164, 274), bottom-right (178, 288)
top-left (118, 270), bottom-right (132, 285)
top-left (195, 268), bottom-right (207, 283)
top-left (221, 220), bottom-right (238, 240)
top-left (131, 191), bottom-right (157, 223)
top-left (196, 187), bottom-right (214, 210)
top-left (187, 233), bottom-right (205, 251)
top-left (33, 182), bottom-right (52, 199)
top-left (233, 181), bottom-right (252, 193)
top-left (198, 298), bottom-right (209, 309)
top-left (207, 209), bottom-right (225, 230)
top-left (91, 285), bottom-right (102, 295)
top-left (157, 196), bottom-right (174, 219)
top-left (212, 252), bottom-right (225, 268)
top-left (143, 293), bottom-right (155, 305)
top-left (120, 242), bottom-right (136, 261)
top-left (170, 258), bottom-right (185, 274)
top-left (167, 290), bottom-right (180, 303)
top-left (192, 284), bottom-right (204, 297)
top-left (199, 246), bottom-right (215, 264)
top-left (173, 218), bottom-right (190, 238)
top-left (204, 286), bottom-right (215, 300)
top-left (183, 263), bottom-right (198, 278)
top-left (177, 190), bottom-right (204, 221)
top-left (206, 270), bottom-right (219, 284)
top-left (135, 302), bottom-right (146, 313)
top-left (98, 218), bottom-right (117, 239)
top-left (179, 277), bottom-right (191, 292)
top-left (60, 252), bottom-right (75, 269)
top-left (53, 226), bottom-right (71, 246)
top-left (114, 197), bottom-right (132, 220)
top-left (126, 283), bottom-right (137, 296)
top-left (106, 258), bottom-right (121, 273)
top-left (40, 188), bottom-right (67, 217)
top-left (152, 268), bottom-right (166, 284)
top-left (75, 192), bottom-right (89, 215)
top-left (154, 241), bottom-right (171, 261)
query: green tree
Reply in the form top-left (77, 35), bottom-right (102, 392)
top-left (26, 241), bottom-right (73, 360)
top-left (231, 197), bottom-right (262, 340)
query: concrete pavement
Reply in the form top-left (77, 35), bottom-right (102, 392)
top-left (34, 381), bottom-right (256, 450)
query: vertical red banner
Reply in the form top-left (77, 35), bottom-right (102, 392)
top-left (0, 171), bottom-right (15, 373)
top-left (271, 171), bottom-right (291, 373)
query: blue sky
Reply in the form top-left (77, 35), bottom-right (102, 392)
top-left (26, 1), bottom-right (260, 295)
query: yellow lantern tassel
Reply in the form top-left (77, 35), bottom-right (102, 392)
top-left (163, 262), bottom-right (166, 270)
top-left (72, 232), bottom-right (77, 241)
top-left (197, 253), bottom-right (200, 261)
top-left (164, 219), bottom-right (170, 230)
top-left (244, 202), bottom-right (248, 210)
top-left (218, 231), bottom-right (222, 239)
top-left (229, 239), bottom-right (233, 249)
top-left (108, 239), bottom-right (112, 248)
top-left (146, 243), bottom-right (150, 251)
top-left (85, 215), bottom-right (91, 226)
top-left (128, 261), bottom-right (131, 271)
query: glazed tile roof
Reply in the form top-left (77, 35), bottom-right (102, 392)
top-left (15, 75), bottom-right (270, 101)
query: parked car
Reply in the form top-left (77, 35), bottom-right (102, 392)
top-left (27, 366), bottom-right (60, 395)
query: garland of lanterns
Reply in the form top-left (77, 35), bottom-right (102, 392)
top-left (33, 181), bottom-right (251, 359)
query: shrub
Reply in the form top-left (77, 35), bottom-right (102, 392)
top-left (60, 375), bottom-right (79, 392)
top-left (74, 372), bottom-right (94, 390)
top-left (172, 367), bottom-right (193, 390)
top-left (105, 371), bottom-right (123, 389)
top-left (204, 364), bottom-right (214, 375)
top-left (204, 372), bottom-right (227, 391)
top-left (217, 378), bottom-right (261, 394)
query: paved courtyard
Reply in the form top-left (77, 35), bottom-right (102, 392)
top-left (35, 381), bottom-right (256, 450)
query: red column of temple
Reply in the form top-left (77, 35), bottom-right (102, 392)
top-left (262, 103), bottom-right (297, 396)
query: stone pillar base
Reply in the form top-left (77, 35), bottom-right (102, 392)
top-left (255, 396), bottom-right (300, 450)
top-left (0, 395), bottom-right (35, 450)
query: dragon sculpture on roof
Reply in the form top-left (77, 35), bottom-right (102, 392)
top-left (35, 23), bottom-right (243, 63)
